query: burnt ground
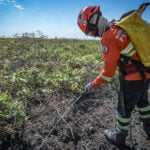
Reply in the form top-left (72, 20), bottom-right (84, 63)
top-left (1, 85), bottom-right (150, 150)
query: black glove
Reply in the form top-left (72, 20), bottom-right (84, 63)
top-left (84, 82), bottom-right (95, 94)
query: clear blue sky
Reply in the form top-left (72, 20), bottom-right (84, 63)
top-left (0, 0), bottom-right (150, 39)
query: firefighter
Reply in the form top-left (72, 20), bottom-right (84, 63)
top-left (77, 5), bottom-right (150, 148)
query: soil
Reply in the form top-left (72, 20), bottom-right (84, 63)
top-left (1, 85), bottom-right (150, 150)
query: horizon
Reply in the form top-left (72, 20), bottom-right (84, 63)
top-left (0, 0), bottom-right (150, 39)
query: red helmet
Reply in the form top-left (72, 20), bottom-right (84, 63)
top-left (77, 6), bottom-right (100, 33)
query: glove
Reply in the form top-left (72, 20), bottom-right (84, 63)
top-left (84, 82), bottom-right (95, 94)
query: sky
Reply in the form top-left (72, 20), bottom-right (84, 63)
top-left (0, 0), bottom-right (150, 39)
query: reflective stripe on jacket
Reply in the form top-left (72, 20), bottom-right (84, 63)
top-left (92, 25), bottom-right (150, 88)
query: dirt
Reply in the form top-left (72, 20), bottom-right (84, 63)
top-left (1, 85), bottom-right (150, 150)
